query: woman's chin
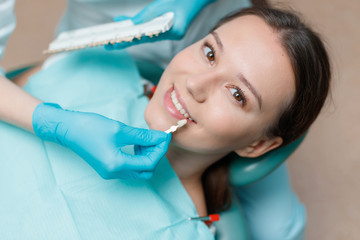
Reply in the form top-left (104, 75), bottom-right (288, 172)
top-left (145, 115), bottom-right (169, 132)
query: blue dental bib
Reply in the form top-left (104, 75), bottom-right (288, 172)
top-left (0, 49), bottom-right (213, 240)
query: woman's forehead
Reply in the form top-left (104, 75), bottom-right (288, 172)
top-left (214, 15), bottom-right (296, 111)
top-left (215, 15), bottom-right (277, 46)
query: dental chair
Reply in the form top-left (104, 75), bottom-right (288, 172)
top-left (6, 58), bottom-right (305, 240)
top-left (215, 136), bottom-right (306, 240)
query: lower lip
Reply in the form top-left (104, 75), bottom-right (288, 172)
top-left (164, 86), bottom-right (189, 121)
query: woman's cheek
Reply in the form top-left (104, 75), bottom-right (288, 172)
top-left (205, 106), bottom-right (237, 133)
top-left (145, 99), bottom-right (166, 131)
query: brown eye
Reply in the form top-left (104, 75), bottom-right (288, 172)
top-left (204, 46), bottom-right (215, 63)
top-left (207, 51), bottom-right (215, 61)
top-left (230, 87), bottom-right (245, 103)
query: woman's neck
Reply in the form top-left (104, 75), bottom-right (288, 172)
top-left (166, 144), bottom-right (227, 216)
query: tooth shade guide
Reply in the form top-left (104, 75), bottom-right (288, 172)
top-left (44, 12), bottom-right (174, 54)
top-left (165, 119), bottom-right (187, 134)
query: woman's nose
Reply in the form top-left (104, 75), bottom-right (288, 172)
top-left (186, 72), bottom-right (218, 103)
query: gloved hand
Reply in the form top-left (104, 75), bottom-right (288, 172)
top-left (32, 103), bottom-right (171, 180)
top-left (105, 0), bottom-right (216, 50)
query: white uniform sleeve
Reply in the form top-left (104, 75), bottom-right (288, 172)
top-left (233, 164), bottom-right (306, 240)
top-left (0, 0), bottom-right (16, 76)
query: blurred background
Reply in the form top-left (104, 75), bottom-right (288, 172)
top-left (1, 0), bottom-right (359, 239)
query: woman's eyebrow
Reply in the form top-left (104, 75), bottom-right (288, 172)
top-left (237, 73), bottom-right (262, 109)
top-left (210, 31), bottom-right (224, 52)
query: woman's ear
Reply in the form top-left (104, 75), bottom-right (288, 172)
top-left (235, 136), bottom-right (283, 158)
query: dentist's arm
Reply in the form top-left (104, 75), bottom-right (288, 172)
top-left (32, 103), bottom-right (171, 180)
top-left (1, 77), bottom-right (171, 180)
top-left (1, 75), bottom-right (170, 181)
top-left (0, 75), bottom-right (41, 131)
top-left (105, 0), bottom-right (216, 50)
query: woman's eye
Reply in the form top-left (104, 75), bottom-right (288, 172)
top-left (204, 45), bottom-right (215, 63)
top-left (229, 87), bottom-right (246, 104)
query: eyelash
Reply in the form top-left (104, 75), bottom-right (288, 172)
top-left (203, 40), bottom-right (247, 107)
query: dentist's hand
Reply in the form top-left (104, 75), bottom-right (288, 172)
top-left (32, 103), bottom-right (171, 180)
top-left (105, 0), bottom-right (216, 50)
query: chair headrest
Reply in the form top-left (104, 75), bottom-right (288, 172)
top-left (229, 134), bottom-right (306, 186)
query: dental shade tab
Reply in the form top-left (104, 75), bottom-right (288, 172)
top-left (43, 12), bottom-right (174, 54)
top-left (165, 119), bottom-right (187, 134)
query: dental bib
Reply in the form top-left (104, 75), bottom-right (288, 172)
top-left (0, 49), bottom-right (213, 239)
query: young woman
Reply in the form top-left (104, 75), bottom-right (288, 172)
top-left (0, 6), bottom-right (330, 239)
top-left (146, 6), bottom-right (331, 216)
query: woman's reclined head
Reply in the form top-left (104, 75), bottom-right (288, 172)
top-left (146, 6), bottom-right (331, 158)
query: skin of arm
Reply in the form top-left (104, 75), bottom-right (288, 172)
top-left (0, 75), bottom-right (41, 132)
top-left (0, 0), bottom-right (41, 132)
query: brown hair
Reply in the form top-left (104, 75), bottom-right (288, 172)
top-left (202, 6), bottom-right (331, 213)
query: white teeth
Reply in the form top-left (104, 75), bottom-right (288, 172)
top-left (171, 89), bottom-right (192, 120)
top-left (175, 103), bottom-right (182, 110)
top-left (171, 91), bottom-right (178, 104)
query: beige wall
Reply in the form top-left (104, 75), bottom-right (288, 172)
top-left (276, 1), bottom-right (360, 239)
top-left (1, 0), bottom-right (66, 70)
top-left (2, 0), bottom-right (360, 239)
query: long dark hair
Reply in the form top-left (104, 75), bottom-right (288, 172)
top-left (202, 6), bottom-right (331, 214)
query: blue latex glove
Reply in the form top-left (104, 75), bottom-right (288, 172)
top-left (105, 0), bottom-right (216, 50)
top-left (32, 103), bottom-right (171, 180)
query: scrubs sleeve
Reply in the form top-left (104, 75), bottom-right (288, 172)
top-left (0, 0), bottom-right (16, 76)
top-left (233, 163), bottom-right (306, 240)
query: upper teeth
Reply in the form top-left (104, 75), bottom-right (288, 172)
top-left (171, 90), bottom-right (193, 121)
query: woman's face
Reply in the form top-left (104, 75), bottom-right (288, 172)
top-left (145, 15), bottom-right (295, 156)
